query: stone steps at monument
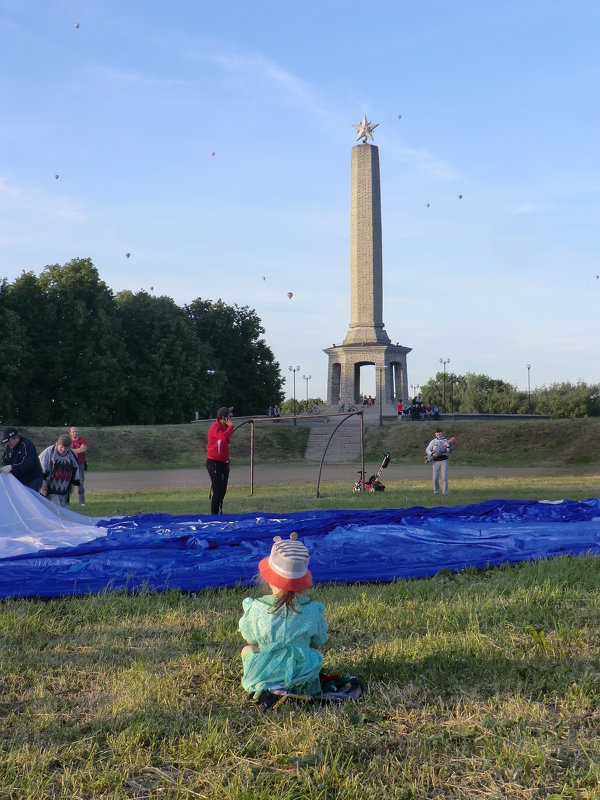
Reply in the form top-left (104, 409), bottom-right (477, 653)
top-left (303, 418), bottom-right (362, 463)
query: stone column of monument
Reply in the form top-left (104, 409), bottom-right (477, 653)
top-left (345, 141), bottom-right (390, 346)
top-left (324, 116), bottom-right (411, 414)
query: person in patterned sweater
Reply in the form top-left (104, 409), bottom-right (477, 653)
top-left (39, 434), bottom-right (80, 507)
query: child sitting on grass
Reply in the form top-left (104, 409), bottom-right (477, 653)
top-left (239, 532), bottom-right (328, 701)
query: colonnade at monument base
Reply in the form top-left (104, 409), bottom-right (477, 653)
top-left (324, 342), bottom-right (411, 411)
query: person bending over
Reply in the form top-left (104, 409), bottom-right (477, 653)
top-left (1, 426), bottom-right (43, 491)
top-left (39, 434), bottom-right (80, 507)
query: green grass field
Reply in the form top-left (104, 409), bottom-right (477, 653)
top-left (3, 555), bottom-right (600, 799)
top-left (2, 420), bottom-right (600, 798)
top-left (82, 474), bottom-right (600, 519)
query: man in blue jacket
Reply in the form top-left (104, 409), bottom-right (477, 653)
top-left (1, 426), bottom-right (44, 491)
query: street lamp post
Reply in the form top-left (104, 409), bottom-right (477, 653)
top-left (302, 374), bottom-right (311, 407)
top-left (527, 364), bottom-right (531, 414)
top-left (288, 365), bottom-right (300, 425)
top-left (206, 369), bottom-right (216, 419)
top-left (377, 365), bottom-right (388, 426)
top-left (440, 358), bottom-right (450, 412)
top-left (263, 360), bottom-right (271, 412)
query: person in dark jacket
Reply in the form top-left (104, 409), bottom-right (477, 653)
top-left (1, 426), bottom-right (44, 491)
top-left (206, 405), bottom-right (234, 514)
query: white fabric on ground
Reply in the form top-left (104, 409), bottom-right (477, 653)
top-left (0, 473), bottom-right (106, 559)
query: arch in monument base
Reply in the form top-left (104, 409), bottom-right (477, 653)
top-left (323, 343), bottom-right (412, 409)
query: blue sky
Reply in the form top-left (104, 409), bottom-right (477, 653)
top-left (1, 0), bottom-right (599, 401)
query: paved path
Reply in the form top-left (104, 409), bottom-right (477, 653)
top-left (86, 464), bottom-right (592, 492)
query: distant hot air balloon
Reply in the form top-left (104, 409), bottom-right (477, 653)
top-left (149, 286), bottom-right (154, 291)
top-left (125, 252), bottom-right (130, 258)
top-left (458, 194), bottom-right (463, 199)
top-left (397, 114), bottom-right (402, 119)
top-left (54, 174), bottom-right (59, 180)
top-left (287, 292), bottom-right (293, 299)
top-left (426, 203), bottom-right (430, 208)
top-left (211, 152), bottom-right (215, 157)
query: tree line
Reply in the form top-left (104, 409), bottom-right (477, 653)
top-left (278, 374), bottom-right (600, 420)
top-left (0, 258), bottom-right (285, 425)
top-left (278, 374), bottom-right (600, 419)
top-left (418, 372), bottom-right (600, 418)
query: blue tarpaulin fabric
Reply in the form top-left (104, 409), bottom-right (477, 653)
top-left (0, 498), bottom-right (599, 599)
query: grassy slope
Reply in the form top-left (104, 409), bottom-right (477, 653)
top-left (16, 417), bottom-right (600, 471)
top-left (365, 418), bottom-right (600, 468)
top-left (19, 421), bottom-right (310, 470)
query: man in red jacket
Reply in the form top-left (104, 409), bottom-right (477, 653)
top-left (206, 406), bottom-right (234, 514)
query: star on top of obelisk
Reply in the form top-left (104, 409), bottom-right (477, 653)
top-left (353, 115), bottom-right (379, 143)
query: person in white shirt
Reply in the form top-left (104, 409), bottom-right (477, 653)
top-left (425, 428), bottom-right (455, 495)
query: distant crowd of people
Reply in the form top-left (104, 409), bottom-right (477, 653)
top-left (397, 396), bottom-right (440, 422)
top-left (1, 425), bottom-right (87, 507)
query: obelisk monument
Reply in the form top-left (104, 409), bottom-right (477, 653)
top-left (324, 117), bottom-right (411, 412)
top-left (345, 137), bottom-right (389, 345)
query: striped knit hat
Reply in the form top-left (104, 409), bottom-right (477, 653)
top-left (259, 532), bottom-right (312, 592)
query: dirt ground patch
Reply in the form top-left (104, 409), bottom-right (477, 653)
top-left (85, 464), bottom-right (596, 492)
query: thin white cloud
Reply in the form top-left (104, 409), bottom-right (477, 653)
top-left (88, 64), bottom-right (186, 89)
top-left (189, 44), bottom-right (462, 184)
top-left (385, 143), bottom-right (460, 181)
top-left (0, 176), bottom-right (20, 199)
top-left (185, 44), bottom-right (335, 121)
top-left (0, 176), bottom-right (88, 225)
top-left (507, 202), bottom-right (548, 216)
